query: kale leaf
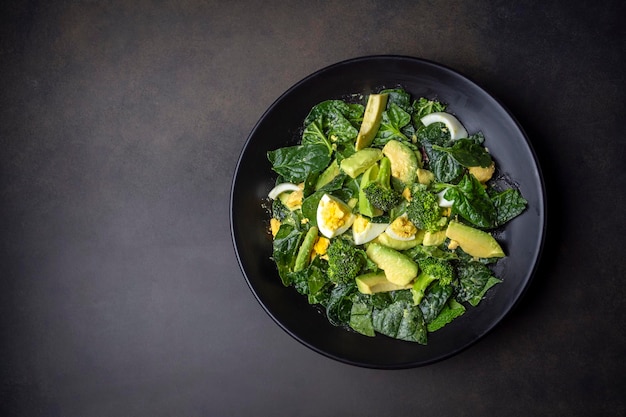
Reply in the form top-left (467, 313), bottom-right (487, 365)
top-left (372, 299), bottom-right (427, 344)
top-left (455, 261), bottom-right (501, 307)
top-left (491, 188), bottom-right (528, 226)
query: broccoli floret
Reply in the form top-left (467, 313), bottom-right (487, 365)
top-left (406, 185), bottom-right (443, 231)
top-left (363, 182), bottom-right (401, 212)
top-left (412, 257), bottom-right (454, 304)
top-left (362, 157), bottom-right (401, 212)
top-left (326, 237), bottom-right (365, 284)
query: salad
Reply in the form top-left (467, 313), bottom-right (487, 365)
top-left (265, 88), bottom-right (527, 344)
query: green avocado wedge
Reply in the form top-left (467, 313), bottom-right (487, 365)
top-left (340, 148), bottom-right (383, 178)
top-left (356, 272), bottom-right (414, 294)
top-left (355, 93), bottom-right (388, 151)
top-left (365, 243), bottom-right (419, 285)
top-left (445, 220), bottom-right (505, 258)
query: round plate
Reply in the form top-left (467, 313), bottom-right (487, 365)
top-left (230, 55), bottom-right (546, 369)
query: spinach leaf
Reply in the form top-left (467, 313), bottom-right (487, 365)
top-left (302, 118), bottom-right (332, 154)
top-left (349, 293), bottom-right (375, 337)
top-left (272, 224), bottom-right (304, 286)
top-left (301, 191), bottom-right (325, 227)
top-left (372, 299), bottom-right (427, 344)
top-left (455, 261), bottom-right (501, 307)
top-left (419, 281), bottom-right (454, 323)
top-left (268, 143), bottom-right (332, 183)
top-left (427, 298), bottom-right (466, 332)
top-left (303, 100), bottom-right (362, 144)
top-left (380, 88), bottom-right (413, 113)
top-left (417, 122), bottom-right (450, 146)
top-left (418, 122), bottom-right (465, 182)
top-left (428, 148), bottom-right (465, 183)
top-left (303, 100), bottom-right (354, 125)
top-left (412, 97), bottom-right (447, 125)
top-left (326, 283), bottom-right (357, 327)
top-left (445, 174), bottom-right (497, 228)
top-left (375, 103), bottom-right (411, 144)
top-left (432, 138), bottom-right (493, 168)
top-left (491, 188), bottom-right (527, 226)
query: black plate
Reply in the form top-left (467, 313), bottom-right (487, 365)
top-left (230, 56), bottom-right (546, 369)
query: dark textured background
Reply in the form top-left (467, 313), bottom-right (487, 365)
top-left (1, 1), bottom-right (624, 416)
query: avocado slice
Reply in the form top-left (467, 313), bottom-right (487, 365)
top-left (356, 272), bottom-right (414, 294)
top-left (416, 168), bottom-right (435, 186)
top-left (445, 220), bottom-right (505, 258)
top-left (382, 140), bottom-right (418, 187)
top-left (340, 148), bottom-right (383, 178)
top-left (365, 243), bottom-right (419, 285)
top-left (422, 230), bottom-right (447, 246)
top-left (355, 93), bottom-right (389, 151)
top-left (315, 159), bottom-right (340, 190)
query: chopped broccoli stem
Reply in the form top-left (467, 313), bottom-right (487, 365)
top-left (412, 257), bottom-right (454, 304)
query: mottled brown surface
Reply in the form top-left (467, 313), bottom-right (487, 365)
top-left (1, 1), bottom-right (624, 416)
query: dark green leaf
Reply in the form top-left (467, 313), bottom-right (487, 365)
top-left (375, 103), bottom-right (411, 144)
top-left (326, 283), bottom-right (357, 327)
top-left (446, 174), bottom-right (497, 228)
top-left (419, 282), bottom-right (454, 323)
top-left (349, 293), bottom-right (375, 337)
top-left (432, 138), bottom-right (493, 168)
top-left (272, 224), bottom-right (304, 286)
top-left (412, 97), bottom-right (447, 125)
top-left (302, 118), bottom-right (332, 153)
top-left (372, 300), bottom-right (427, 344)
top-left (428, 148), bottom-right (465, 183)
top-left (380, 88), bottom-right (413, 113)
top-left (268, 144), bottom-right (332, 183)
top-left (455, 261), bottom-right (501, 307)
top-left (491, 188), bottom-right (528, 226)
top-left (427, 298), bottom-right (466, 332)
top-left (417, 122), bottom-right (451, 146)
top-left (303, 100), bottom-right (362, 144)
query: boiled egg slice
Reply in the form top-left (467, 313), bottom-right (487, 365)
top-left (316, 194), bottom-right (355, 238)
top-left (268, 182), bottom-right (301, 200)
top-left (352, 214), bottom-right (389, 245)
top-left (385, 213), bottom-right (418, 241)
top-left (420, 112), bottom-right (468, 140)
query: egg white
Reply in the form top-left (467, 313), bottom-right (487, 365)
top-left (268, 182), bottom-right (301, 200)
top-left (420, 112), bottom-right (468, 140)
top-left (316, 194), bottom-right (355, 239)
top-left (352, 215), bottom-right (389, 245)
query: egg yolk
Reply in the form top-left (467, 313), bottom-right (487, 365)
top-left (352, 215), bottom-right (369, 234)
top-left (468, 162), bottom-right (496, 183)
top-left (321, 199), bottom-right (349, 232)
top-left (270, 218), bottom-right (281, 237)
top-left (312, 236), bottom-right (330, 258)
top-left (284, 190), bottom-right (303, 210)
top-left (389, 216), bottom-right (417, 239)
